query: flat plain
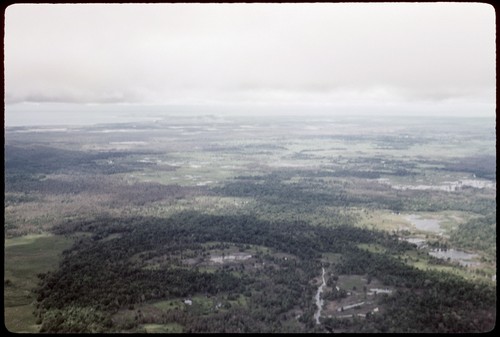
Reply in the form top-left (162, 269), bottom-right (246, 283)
top-left (4, 113), bottom-right (496, 332)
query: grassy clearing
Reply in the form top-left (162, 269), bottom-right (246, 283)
top-left (337, 275), bottom-right (367, 292)
top-left (152, 299), bottom-right (184, 311)
top-left (188, 295), bottom-right (215, 315)
top-left (4, 233), bottom-right (73, 332)
top-left (4, 234), bottom-right (51, 248)
top-left (354, 208), bottom-right (409, 232)
top-left (228, 294), bottom-right (249, 308)
top-left (355, 209), bottom-right (475, 237)
top-left (4, 304), bottom-right (40, 333)
top-left (321, 252), bottom-right (342, 264)
top-left (395, 250), bottom-right (482, 281)
top-left (141, 323), bottom-right (184, 333)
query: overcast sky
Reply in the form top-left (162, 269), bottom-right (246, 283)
top-left (4, 3), bottom-right (496, 117)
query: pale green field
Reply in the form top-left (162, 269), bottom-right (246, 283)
top-left (395, 249), bottom-right (492, 282)
top-left (228, 294), bottom-right (249, 308)
top-left (141, 323), bottom-right (184, 333)
top-left (354, 208), bottom-right (474, 235)
top-left (337, 274), bottom-right (368, 292)
top-left (354, 208), bottom-right (410, 231)
top-left (4, 233), bottom-right (73, 332)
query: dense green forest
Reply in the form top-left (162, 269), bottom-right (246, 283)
top-left (34, 212), bottom-right (495, 332)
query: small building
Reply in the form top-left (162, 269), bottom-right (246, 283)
top-left (337, 314), bottom-right (353, 319)
top-left (183, 299), bottom-right (192, 305)
top-left (337, 301), bottom-right (365, 312)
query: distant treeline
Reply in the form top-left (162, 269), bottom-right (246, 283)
top-left (5, 145), bottom-right (168, 176)
top-left (212, 172), bottom-right (494, 214)
top-left (441, 155), bottom-right (496, 180)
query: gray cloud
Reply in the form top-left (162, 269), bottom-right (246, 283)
top-left (4, 3), bottom-right (495, 115)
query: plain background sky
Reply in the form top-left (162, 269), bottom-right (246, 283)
top-left (4, 3), bottom-right (496, 119)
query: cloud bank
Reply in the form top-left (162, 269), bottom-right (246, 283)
top-left (4, 3), bottom-right (495, 116)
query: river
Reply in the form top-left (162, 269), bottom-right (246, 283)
top-left (314, 267), bottom-right (326, 325)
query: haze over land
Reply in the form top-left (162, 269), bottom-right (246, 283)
top-left (5, 113), bottom-right (497, 333)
